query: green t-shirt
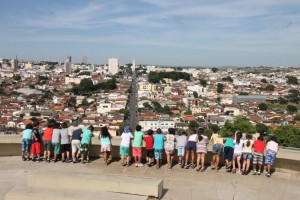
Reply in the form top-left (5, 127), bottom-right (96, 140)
top-left (81, 128), bottom-right (93, 144)
top-left (132, 131), bottom-right (144, 147)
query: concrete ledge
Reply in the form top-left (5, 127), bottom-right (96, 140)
top-left (28, 171), bottom-right (163, 198)
top-left (6, 186), bottom-right (148, 200)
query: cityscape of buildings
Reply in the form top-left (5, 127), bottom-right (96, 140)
top-left (0, 56), bottom-right (299, 137)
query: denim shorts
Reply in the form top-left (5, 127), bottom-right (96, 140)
top-left (154, 149), bottom-right (163, 159)
top-left (186, 141), bottom-right (196, 151)
top-left (177, 146), bottom-right (185, 157)
top-left (265, 149), bottom-right (276, 165)
top-left (22, 138), bottom-right (31, 152)
top-left (212, 144), bottom-right (222, 154)
top-left (243, 152), bottom-right (253, 160)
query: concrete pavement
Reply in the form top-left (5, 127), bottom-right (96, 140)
top-left (1, 156), bottom-right (299, 200)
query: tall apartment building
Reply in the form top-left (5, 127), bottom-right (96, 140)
top-left (108, 57), bottom-right (118, 75)
top-left (65, 56), bottom-right (72, 74)
top-left (11, 56), bottom-right (18, 71)
top-left (132, 59), bottom-right (136, 72)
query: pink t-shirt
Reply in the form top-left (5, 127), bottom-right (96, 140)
top-left (266, 141), bottom-right (278, 153)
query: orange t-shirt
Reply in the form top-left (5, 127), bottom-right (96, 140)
top-left (43, 128), bottom-right (53, 141)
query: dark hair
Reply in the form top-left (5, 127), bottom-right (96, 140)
top-left (246, 134), bottom-right (252, 147)
top-left (198, 127), bottom-right (204, 134)
top-left (54, 122), bottom-right (61, 129)
top-left (88, 125), bottom-right (94, 132)
top-left (147, 129), bottom-right (154, 135)
top-left (179, 131), bottom-right (187, 136)
top-left (61, 122), bottom-right (68, 129)
top-left (47, 122), bottom-right (54, 128)
top-left (236, 132), bottom-right (242, 144)
top-left (168, 128), bottom-right (175, 135)
top-left (101, 126), bottom-right (110, 138)
top-left (32, 120), bottom-right (39, 127)
top-left (25, 124), bottom-right (33, 129)
top-left (136, 125), bottom-right (142, 131)
top-left (198, 134), bottom-right (203, 141)
top-left (156, 128), bottom-right (162, 134)
top-left (270, 136), bottom-right (277, 143)
top-left (257, 136), bottom-right (264, 142)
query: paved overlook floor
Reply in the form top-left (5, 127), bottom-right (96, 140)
top-left (0, 156), bottom-right (299, 200)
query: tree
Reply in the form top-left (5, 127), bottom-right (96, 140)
top-left (278, 97), bottom-right (288, 104)
top-left (143, 102), bottom-right (153, 110)
top-left (258, 103), bottom-right (268, 110)
top-left (193, 91), bottom-right (198, 98)
top-left (81, 98), bottom-right (89, 106)
top-left (261, 79), bottom-right (268, 83)
top-left (265, 84), bottom-right (275, 91)
top-left (189, 120), bottom-right (199, 130)
top-left (274, 125), bottom-right (300, 148)
top-left (151, 101), bottom-right (162, 111)
top-left (222, 76), bottom-right (233, 82)
top-left (200, 79), bottom-right (208, 87)
top-left (185, 109), bottom-right (192, 115)
top-left (220, 117), bottom-right (255, 137)
top-left (256, 123), bottom-right (269, 135)
top-left (212, 67), bottom-right (218, 73)
top-left (286, 76), bottom-right (298, 85)
top-left (118, 121), bottom-right (130, 134)
top-left (287, 105), bottom-right (298, 114)
top-left (13, 75), bottom-right (21, 81)
top-left (286, 89), bottom-right (300, 104)
top-left (217, 83), bottom-right (224, 93)
top-left (30, 111), bottom-right (41, 116)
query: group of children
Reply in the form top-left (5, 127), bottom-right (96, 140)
top-left (119, 125), bottom-right (279, 177)
top-left (20, 121), bottom-right (279, 177)
top-left (20, 120), bottom-right (95, 163)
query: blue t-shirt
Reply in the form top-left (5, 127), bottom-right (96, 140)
top-left (81, 128), bottom-right (93, 144)
top-left (72, 129), bottom-right (82, 141)
top-left (224, 137), bottom-right (235, 148)
top-left (153, 134), bottom-right (165, 150)
top-left (22, 129), bottom-right (32, 139)
top-left (100, 136), bottom-right (111, 145)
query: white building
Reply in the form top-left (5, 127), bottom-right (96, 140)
top-left (11, 57), bottom-right (18, 71)
top-left (139, 115), bottom-right (175, 132)
top-left (97, 102), bottom-right (112, 114)
top-left (131, 59), bottom-right (136, 72)
top-left (108, 57), bottom-right (119, 75)
top-left (65, 56), bottom-right (72, 74)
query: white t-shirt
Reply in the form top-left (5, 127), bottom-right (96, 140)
top-left (234, 139), bottom-right (243, 154)
top-left (188, 134), bottom-right (198, 142)
top-left (120, 132), bottom-right (133, 147)
top-left (267, 141), bottom-right (278, 153)
top-left (242, 140), bottom-right (254, 153)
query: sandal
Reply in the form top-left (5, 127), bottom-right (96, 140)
top-left (184, 164), bottom-right (190, 169)
top-left (196, 167), bottom-right (201, 172)
top-left (200, 168), bottom-right (205, 172)
top-left (191, 164), bottom-right (196, 169)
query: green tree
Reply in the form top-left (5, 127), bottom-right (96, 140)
top-left (13, 75), bottom-right (21, 81)
top-left (217, 83), bottom-right (224, 93)
top-left (193, 91), bottom-right (198, 98)
top-left (258, 103), bottom-right (268, 110)
top-left (286, 76), bottom-right (298, 85)
top-left (265, 84), bottom-right (275, 91)
top-left (222, 76), bottom-right (233, 82)
top-left (30, 111), bottom-right (41, 116)
top-left (220, 117), bottom-right (255, 137)
top-left (287, 105), bottom-right (298, 114)
top-left (286, 89), bottom-right (300, 104)
top-left (212, 67), bottom-right (218, 73)
top-left (189, 120), bottom-right (199, 130)
top-left (185, 109), bottom-right (192, 115)
top-left (274, 125), bottom-right (300, 148)
top-left (118, 121), bottom-right (130, 134)
top-left (200, 79), bottom-right (208, 87)
top-left (261, 79), bottom-right (268, 83)
top-left (151, 101), bottom-right (162, 111)
top-left (278, 97), bottom-right (288, 104)
top-left (119, 109), bottom-right (130, 120)
top-left (256, 123), bottom-right (269, 135)
top-left (143, 102), bottom-right (153, 110)
top-left (81, 98), bottom-right (89, 106)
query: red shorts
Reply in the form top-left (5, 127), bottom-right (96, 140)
top-left (31, 142), bottom-right (41, 154)
top-left (132, 147), bottom-right (142, 157)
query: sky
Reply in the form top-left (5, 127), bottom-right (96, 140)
top-left (0, 0), bottom-right (300, 67)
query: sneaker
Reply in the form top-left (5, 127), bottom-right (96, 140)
top-left (232, 169), bottom-right (236, 174)
top-left (122, 163), bottom-right (126, 167)
top-left (62, 159), bottom-right (65, 163)
top-left (178, 162), bottom-right (182, 166)
top-left (156, 165), bottom-right (160, 169)
top-left (147, 163), bottom-right (151, 167)
top-left (65, 159), bottom-right (69, 163)
top-left (135, 163), bottom-right (138, 167)
top-left (138, 163), bottom-right (143, 167)
top-left (266, 172), bottom-right (271, 177)
top-left (236, 170), bottom-right (242, 175)
top-left (87, 159), bottom-right (90, 163)
top-left (73, 160), bottom-right (76, 164)
top-left (82, 160), bottom-right (86, 164)
top-left (167, 165), bottom-right (171, 170)
top-left (257, 171), bottom-right (261, 175)
top-left (22, 157), bottom-right (26, 161)
top-left (252, 170), bottom-right (257, 175)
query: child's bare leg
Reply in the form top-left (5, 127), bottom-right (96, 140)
top-left (185, 151), bottom-right (190, 164)
top-left (191, 150), bottom-right (195, 164)
top-left (201, 154), bottom-right (205, 168)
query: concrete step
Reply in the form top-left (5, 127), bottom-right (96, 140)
top-left (6, 186), bottom-right (148, 200)
top-left (27, 171), bottom-right (163, 198)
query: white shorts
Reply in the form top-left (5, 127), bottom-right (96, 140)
top-left (101, 144), bottom-right (111, 152)
top-left (71, 140), bottom-right (81, 153)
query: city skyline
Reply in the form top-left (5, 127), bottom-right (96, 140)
top-left (0, 0), bottom-right (300, 67)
